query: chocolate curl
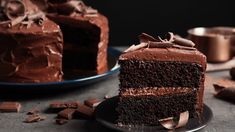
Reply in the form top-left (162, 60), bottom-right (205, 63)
top-left (139, 33), bottom-right (158, 43)
top-left (27, 12), bottom-right (45, 21)
top-left (8, 14), bottom-right (26, 27)
top-left (4, 0), bottom-right (26, 20)
top-left (159, 111), bottom-right (189, 130)
top-left (148, 41), bottom-right (173, 48)
top-left (124, 43), bottom-right (148, 52)
top-left (172, 44), bottom-right (196, 50)
top-left (174, 36), bottom-right (195, 47)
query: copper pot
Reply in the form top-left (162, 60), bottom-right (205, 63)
top-left (188, 27), bottom-right (235, 63)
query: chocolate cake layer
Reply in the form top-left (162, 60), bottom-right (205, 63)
top-left (0, 0), bottom-right (63, 83)
top-left (119, 60), bottom-right (203, 88)
top-left (117, 90), bottom-right (197, 125)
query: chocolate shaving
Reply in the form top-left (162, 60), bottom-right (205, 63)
top-left (8, 14), bottom-right (26, 27)
top-left (174, 36), bottom-right (195, 47)
top-left (27, 12), bottom-right (45, 21)
top-left (159, 111), bottom-right (189, 130)
top-left (125, 33), bottom-right (196, 53)
top-left (148, 42), bottom-right (173, 48)
top-left (4, 0), bottom-right (26, 20)
top-left (124, 43), bottom-right (148, 52)
top-left (24, 114), bottom-right (46, 123)
top-left (139, 33), bottom-right (158, 43)
top-left (172, 44), bottom-right (196, 50)
top-left (0, 102), bottom-right (21, 113)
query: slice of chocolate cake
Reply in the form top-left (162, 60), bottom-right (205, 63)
top-left (117, 33), bottom-right (207, 126)
top-left (42, 0), bottom-right (109, 75)
top-left (0, 0), bottom-right (63, 83)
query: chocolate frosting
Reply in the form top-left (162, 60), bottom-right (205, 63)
top-left (46, 0), bottom-right (109, 74)
top-left (0, 0), bottom-right (63, 83)
top-left (120, 33), bottom-right (207, 70)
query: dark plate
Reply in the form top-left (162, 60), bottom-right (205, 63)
top-left (0, 48), bottom-right (121, 89)
top-left (95, 96), bottom-right (213, 132)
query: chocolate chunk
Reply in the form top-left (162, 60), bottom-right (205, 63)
top-left (58, 108), bottom-right (76, 120)
top-left (84, 98), bottom-right (101, 108)
top-left (24, 114), bottom-right (46, 123)
top-left (214, 80), bottom-right (235, 102)
top-left (27, 108), bottom-right (39, 115)
top-left (230, 67), bottom-right (235, 80)
top-left (75, 104), bottom-right (94, 118)
top-left (0, 102), bottom-right (21, 112)
top-left (55, 119), bottom-right (68, 125)
top-left (49, 101), bottom-right (81, 109)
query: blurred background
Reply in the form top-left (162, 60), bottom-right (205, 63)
top-left (86, 0), bottom-right (235, 46)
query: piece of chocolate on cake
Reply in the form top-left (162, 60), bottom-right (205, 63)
top-left (0, 0), bottom-right (63, 83)
top-left (116, 33), bottom-right (207, 126)
top-left (40, 0), bottom-right (109, 75)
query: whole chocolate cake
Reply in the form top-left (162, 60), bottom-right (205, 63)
top-left (37, 0), bottom-right (109, 75)
top-left (117, 33), bottom-right (207, 126)
top-left (0, 0), bottom-right (63, 83)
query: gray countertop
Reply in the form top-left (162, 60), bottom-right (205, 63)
top-left (0, 47), bottom-right (234, 132)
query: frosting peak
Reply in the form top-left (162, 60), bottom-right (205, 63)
top-left (125, 33), bottom-right (196, 52)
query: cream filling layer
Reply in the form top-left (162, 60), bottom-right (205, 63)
top-left (120, 87), bottom-right (195, 96)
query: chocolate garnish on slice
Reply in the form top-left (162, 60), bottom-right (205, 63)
top-left (124, 32), bottom-right (197, 52)
top-left (4, 0), bottom-right (26, 20)
top-left (0, 0), bottom-right (46, 28)
top-left (159, 111), bottom-right (189, 130)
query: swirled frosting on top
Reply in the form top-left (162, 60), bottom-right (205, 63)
top-left (0, 0), bottom-right (64, 83)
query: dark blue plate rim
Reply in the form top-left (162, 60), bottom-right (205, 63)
top-left (0, 48), bottom-right (121, 87)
